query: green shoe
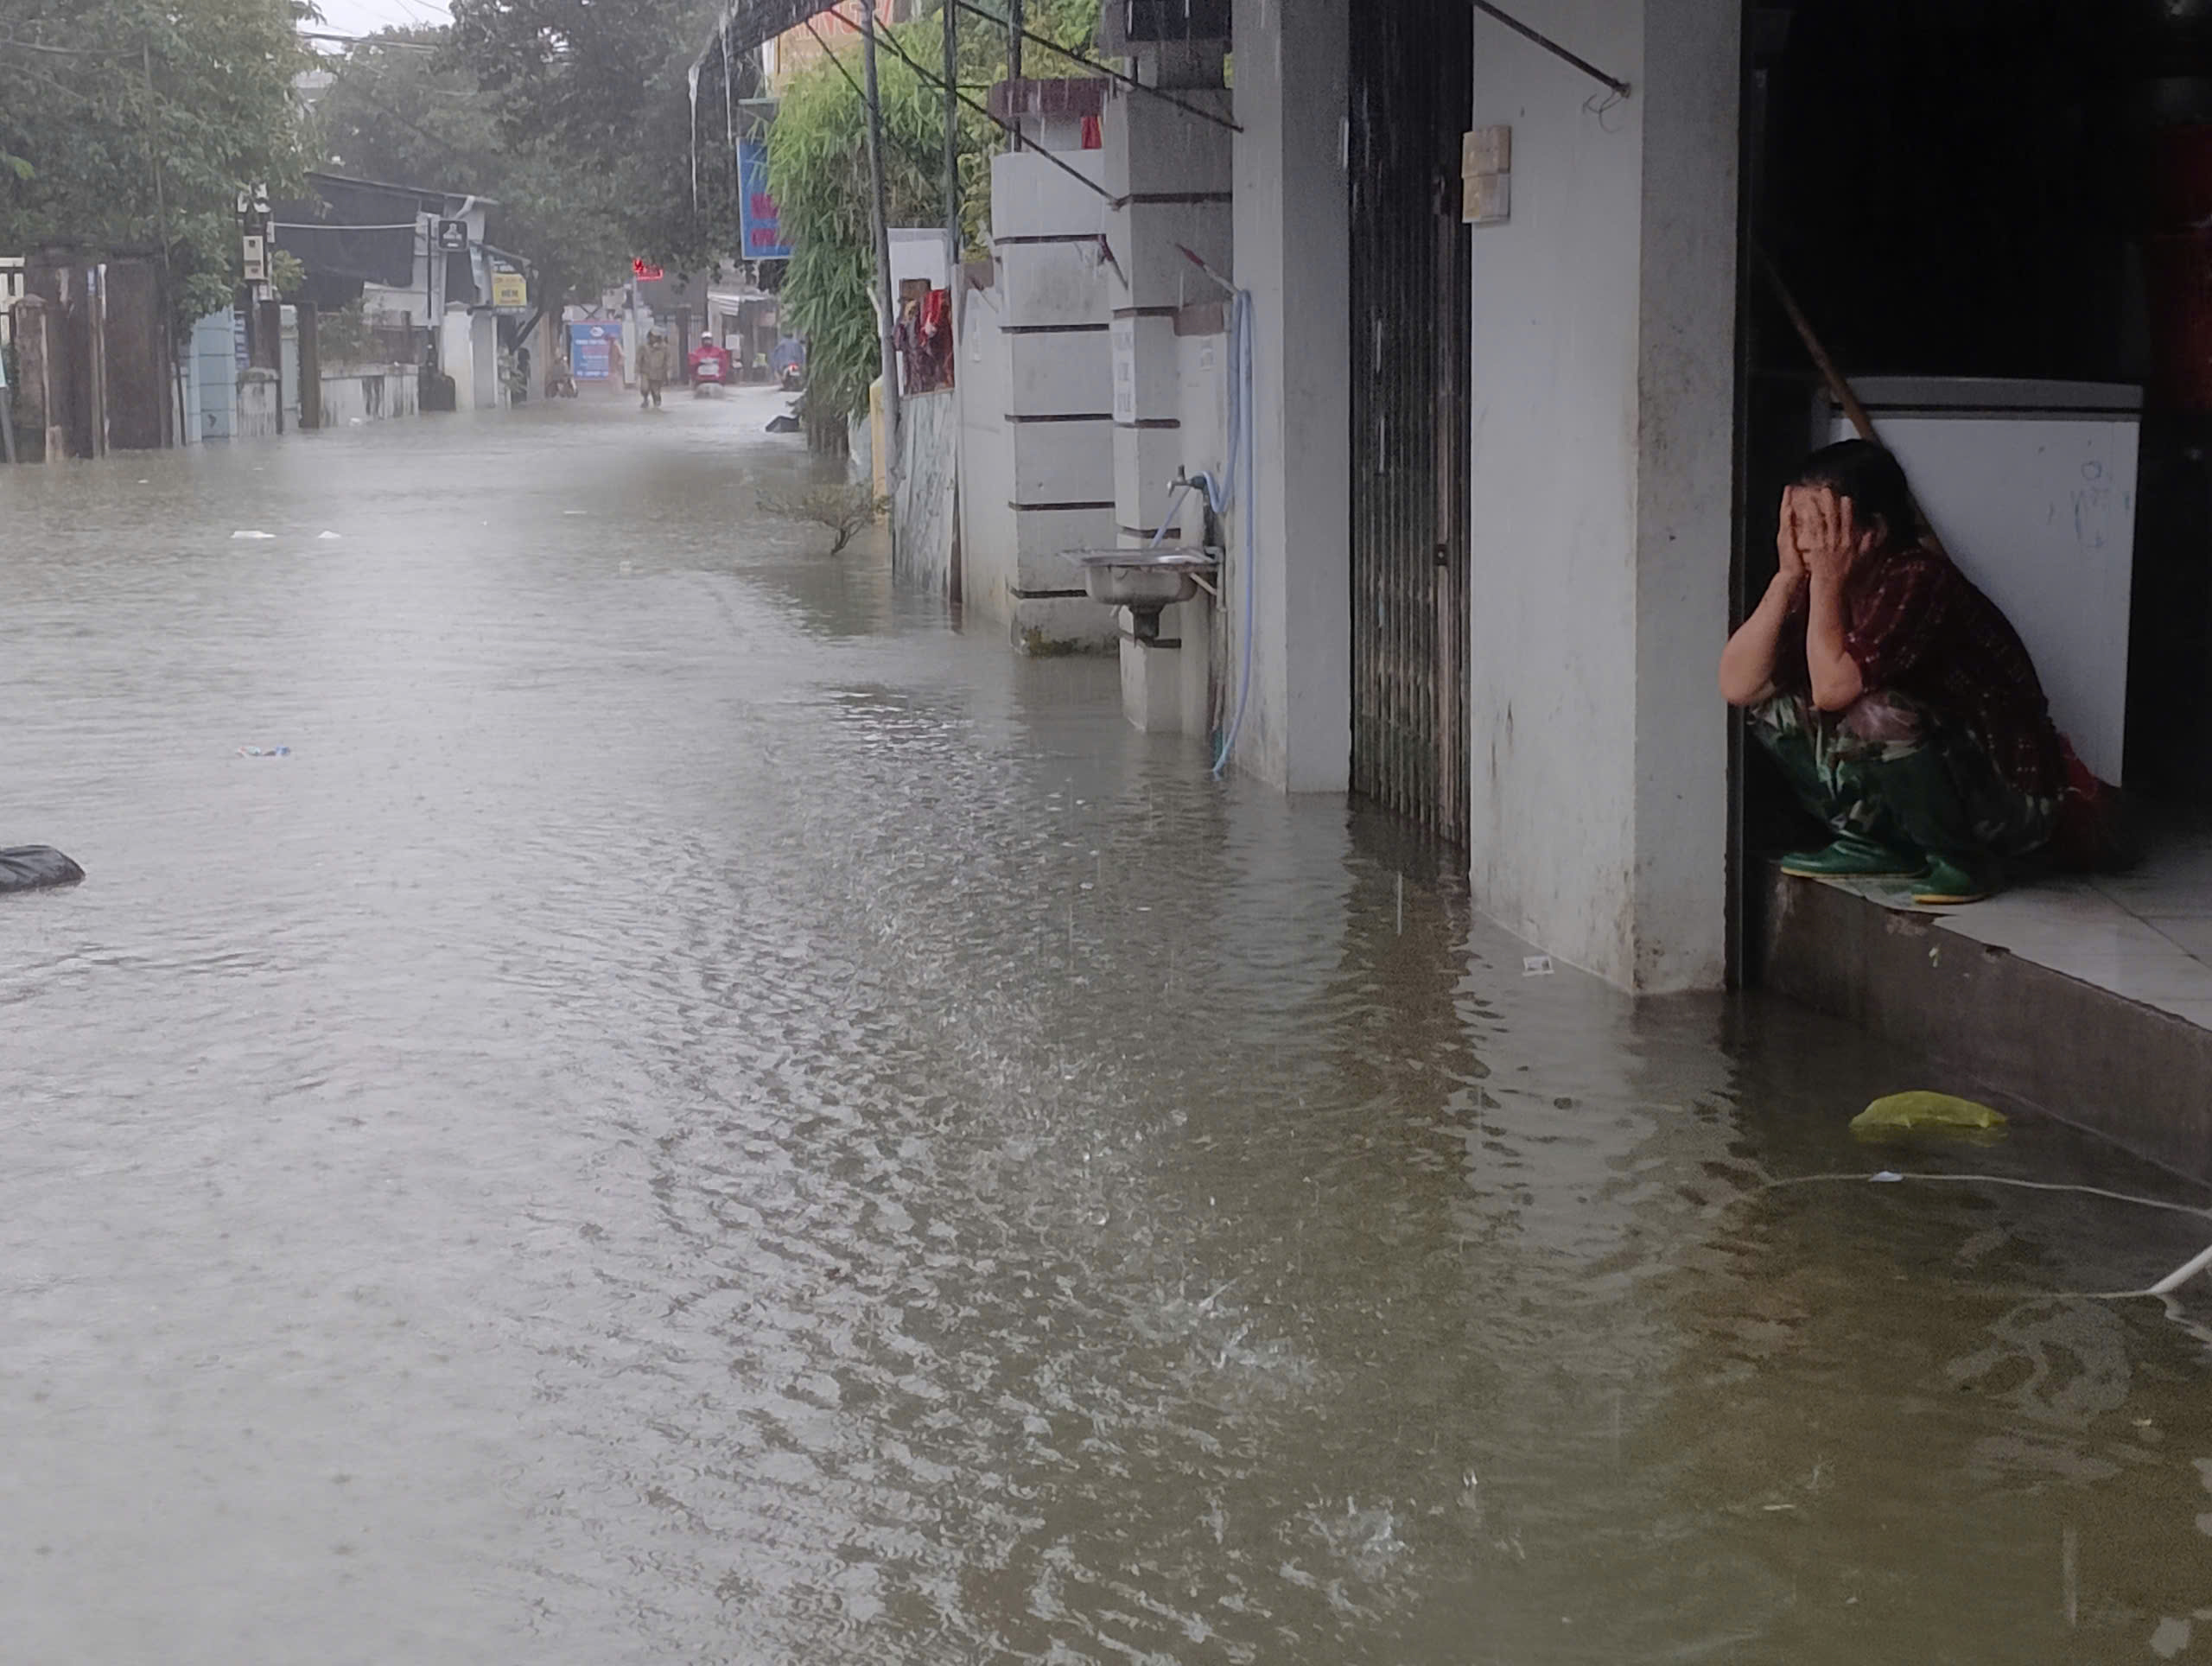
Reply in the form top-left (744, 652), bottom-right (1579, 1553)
top-left (1912, 857), bottom-right (1995, 906)
top-left (1779, 835), bottom-right (1922, 880)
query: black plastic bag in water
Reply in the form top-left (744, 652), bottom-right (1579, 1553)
top-left (0, 847), bottom-right (84, 893)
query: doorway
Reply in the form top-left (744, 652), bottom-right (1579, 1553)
top-left (1347, 0), bottom-right (1475, 844)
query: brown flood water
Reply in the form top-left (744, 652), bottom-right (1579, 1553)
top-left (3, 386), bottom-right (2211, 1663)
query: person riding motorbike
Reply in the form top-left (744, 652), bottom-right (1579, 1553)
top-left (772, 334), bottom-right (807, 393)
top-left (690, 331), bottom-right (731, 394)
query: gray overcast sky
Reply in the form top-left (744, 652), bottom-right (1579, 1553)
top-left (309, 0), bottom-right (452, 41)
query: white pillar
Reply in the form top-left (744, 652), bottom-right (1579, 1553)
top-left (1101, 76), bottom-right (1233, 735)
top-left (1230, 0), bottom-right (1351, 792)
top-left (440, 308), bottom-right (475, 410)
top-left (1465, 0), bottom-right (1739, 992)
top-left (471, 312), bottom-right (500, 410)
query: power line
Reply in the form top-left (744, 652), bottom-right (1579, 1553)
top-left (841, 6), bottom-right (1111, 205)
top-left (796, 14), bottom-right (944, 180)
top-left (0, 29), bottom-right (137, 57)
top-left (950, 0), bottom-right (1240, 134)
top-left (798, 13), bottom-right (871, 106)
top-left (302, 29), bottom-right (443, 54)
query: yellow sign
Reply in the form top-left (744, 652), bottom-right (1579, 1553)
top-left (491, 271), bottom-right (527, 308)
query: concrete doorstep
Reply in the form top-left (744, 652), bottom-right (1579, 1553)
top-left (1754, 863), bottom-right (2212, 1184)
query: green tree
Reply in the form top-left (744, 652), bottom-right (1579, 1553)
top-left (766, 1), bottom-right (1101, 440)
top-left (312, 27), bottom-right (631, 315)
top-left (0, 0), bottom-right (314, 321)
top-left (446, 0), bottom-right (738, 277)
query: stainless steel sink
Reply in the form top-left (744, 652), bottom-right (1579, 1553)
top-left (1068, 550), bottom-right (1217, 639)
top-left (1068, 549), bottom-right (1219, 642)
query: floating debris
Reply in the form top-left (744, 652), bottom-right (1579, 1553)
top-left (1852, 1091), bottom-right (2006, 1138)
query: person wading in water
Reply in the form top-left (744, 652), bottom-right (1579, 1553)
top-left (637, 328), bottom-right (671, 410)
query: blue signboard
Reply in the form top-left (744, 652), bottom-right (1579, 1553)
top-left (737, 140), bottom-right (791, 261)
top-left (568, 321), bottom-right (620, 381)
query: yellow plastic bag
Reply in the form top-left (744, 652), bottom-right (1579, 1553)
top-left (1851, 1091), bottom-right (2007, 1139)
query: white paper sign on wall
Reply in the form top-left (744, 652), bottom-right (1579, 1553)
top-left (1464, 125), bottom-right (1512, 226)
top-left (1111, 318), bottom-right (1136, 426)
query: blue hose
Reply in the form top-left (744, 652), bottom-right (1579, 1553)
top-left (1211, 291), bottom-right (1256, 779)
top-left (1137, 286), bottom-right (1254, 779)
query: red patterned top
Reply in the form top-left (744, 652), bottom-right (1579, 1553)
top-left (1781, 543), bottom-right (2064, 798)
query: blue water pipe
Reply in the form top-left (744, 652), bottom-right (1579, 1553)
top-left (1147, 277), bottom-right (1255, 779)
top-left (1211, 289), bottom-right (1256, 779)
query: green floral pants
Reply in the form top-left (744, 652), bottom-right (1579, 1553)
top-left (1751, 692), bottom-right (2056, 866)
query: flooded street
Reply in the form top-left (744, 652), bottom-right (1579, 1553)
top-left (6, 388), bottom-right (2212, 1663)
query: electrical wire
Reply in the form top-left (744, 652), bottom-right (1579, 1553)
top-left (1758, 1170), bottom-right (2212, 1302)
top-left (797, 16), bottom-right (948, 192)
top-left (948, 0), bottom-right (1243, 134)
top-left (848, 7), bottom-right (1115, 205)
top-left (301, 29), bottom-right (442, 53)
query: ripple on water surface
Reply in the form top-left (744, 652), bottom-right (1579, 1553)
top-left (3, 397), bottom-right (2211, 1663)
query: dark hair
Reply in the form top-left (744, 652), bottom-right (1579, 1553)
top-left (1794, 439), bottom-right (1916, 550)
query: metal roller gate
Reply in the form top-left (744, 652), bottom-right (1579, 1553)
top-left (1347, 0), bottom-right (1475, 844)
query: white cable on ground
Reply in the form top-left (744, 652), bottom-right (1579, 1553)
top-left (2149, 1239), bottom-right (2212, 1297)
top-left (1758, 1170), bottom-right (2212, 1300)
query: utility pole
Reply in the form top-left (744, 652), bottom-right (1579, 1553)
top-left (0, 345), bottom-right (16, 465)
top-left (143, 41), bottom-right (184, 448)
top-left (861, 3), bottom-right (901, 484)
top-left (1007, 0), bottom-right (1024, 149)
top-left (943, 0), bottom-right (961, 271)
top-left (237, 179), bottom-right (283, 432)
top-left (237, 181), bottom-right (272, 368)
top-left (423, 218), bottom-right (435, 375)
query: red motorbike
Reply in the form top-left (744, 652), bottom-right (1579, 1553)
top-left (690, 340), bottom-right (731, 397)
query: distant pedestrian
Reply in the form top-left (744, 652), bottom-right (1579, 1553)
top-left (638, 329), bottom-right (671, 409)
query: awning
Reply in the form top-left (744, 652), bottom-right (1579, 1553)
top-left (275, 174), bottom-right (504, 307)
top-left (272, 176), bottom-right (429, 289)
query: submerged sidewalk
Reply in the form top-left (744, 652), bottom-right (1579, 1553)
top-left (1758, 819), bottom-right (2212, 1182)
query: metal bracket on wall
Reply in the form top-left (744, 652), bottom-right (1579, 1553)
top-left (1469, 2), bottom-right (1632, 102)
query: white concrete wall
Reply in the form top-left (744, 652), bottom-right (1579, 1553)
top-left (187, 310), bottom-right (236, 442)
top-left (471, 311), bottom-right (501, 410)
top-left (1096, 75), bottom-right (1237, 741)
top-left (316, 366), bottom-right (419, 428)
top-left (1147, 320), bottom-right (1233, 741)
top-left (440, 308), bottom-right (475, 410)
top-left (236, 367), bottom-right (280, 441)
top-left (955, 149), bottom-right (1122, 652)
top-left (1229, 0), bottom-right (1351, 792)
top-left (889, 227), bottom-right (950, 293)
top-left (1465, 0), bottom-right (1739, 992)
top-left (957, 284), bottom-right (1020, 615)
top-left (279, 306), bottom-right (302, 430)
top-left (894, 388), bottom-right (960, 593)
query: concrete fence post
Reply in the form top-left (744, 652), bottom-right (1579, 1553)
top-left (297, 302), bottom-right (321, 429)
top-left (9, 296), bottom-right (63, 462)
